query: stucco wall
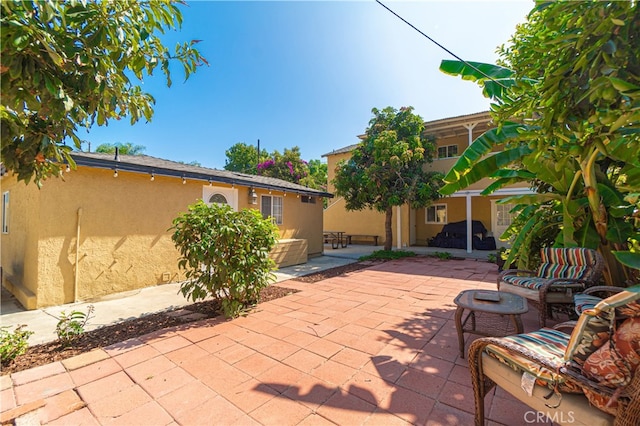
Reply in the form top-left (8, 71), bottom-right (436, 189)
top-left (3, 166), bottom-right (325, 309)
top-left (0, 176), bottom-right (41, 309)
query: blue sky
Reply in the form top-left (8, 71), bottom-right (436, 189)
top-left (84, 0), bottom-right (533, 169)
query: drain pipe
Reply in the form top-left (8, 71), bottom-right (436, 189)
top-left (74, 207), bottom-right (83, 302)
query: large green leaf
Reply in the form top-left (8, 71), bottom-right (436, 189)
top-left (612, 251), bottom-right (640, 270)
top-left (440, 123), bottom-right (532, 194)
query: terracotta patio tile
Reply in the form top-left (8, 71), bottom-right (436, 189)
top-left (125, 354), bottom-right (176, 384)
top-left (148, 335), bottom-right (192, 354)
top-left (216, 323), bottom-right (258, 342)
top-left (234, 352), bottom-right (281, 377)
top-left (156, 381), bottom-right (217, 419)
top-left (76, 371), bottom-right (135, 404)
top-left (324, 329), bottom-right (359, 347)
top-left (487, 393), bottom-right (533, 425)
top-left (135, 366), bottom-right (196, 399)
top-left (175, 394), bottom-right (249, 426)
top-left (216, 342), bottom-right (257, 364)
top-left (310, 359), bottom-right (356, 387)
top-left (11, 362), bottom-right (66, 386)
top-left (425, 401), bottom-right (475, 426)
top-left (364, 408), bottom-right (413, 426)
top-left (315, 389), bottom-right (377, 425)
top-left (249, 395), bottom-right (314, 426)
top-left (349, 332), bottom-right (388, 355)
top-left (263, 324), bottom-right (298, 340)
top-left (177, 322), bottom-right (221, 343)
top-left (282, 330), bottom-right (321, 348)
top-left (138, 328), bottom-right (176, 344)
top-left (218, 378), bottom-right (278, 412)
top-left (0, 375), bottom-right (12, 391)
top-left (14, 372), bottom-right (74, 405)
top-left (0, 388), bottom-right (15, 413)
top-left (104, 337), bottom-right (145, 356)
top-left (362, 355), bottom-right (407, 384)
top-left (256, 363), bottom-right (306, 394)
top-left (446, 364), bottom-right (474, 386)
top-left (330, 347), bottom-right (371, 370)
top-left (39, 389), bottom-right (84, 423)
top-left (297, 412), bottom-right (338, 426)
top-left (342, 370), bottom-right (395, 406)
top-left (282, 348), bottom-right (325, 373)
top-left (396, 367), bottom-right (446, 399)
top-left (196, 333), bottom-right (238, 353)
top-left (180, 352), bottom-right (229, 378)
top-left (305, 339), bottom-right (343, 359)
top-left (61, 349), bottom-right (109, 371)
top-left (164, 342), bottom-right (208, 366)
top-left (104, 401), bottom-right (172, 426)
top-left (87, 384), bottom-right (151, 419)
top-left (408, 352), bottom-right (456, 379)
top-left (47, 407), bottom-right (99, 426)
top-left (69, 358), bottom-right (122, 387)
top-left (113, 344), bottom-right (162, 369)
top-left (282, 374), bottom-right (337, 410)
top-left (437, 380), bottom-right (485, 415)
top-left (199, 362), bottom-right (251, 393)
top-left (380, 386), bottom-right (436, 425)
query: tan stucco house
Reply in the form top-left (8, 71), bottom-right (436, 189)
top-left (323, 111), bottom-right (533, 253)
top-left (1, 152), bottom-right (332, 309)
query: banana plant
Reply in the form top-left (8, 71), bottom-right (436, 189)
top-left (438, 1), bottom-right (639, 285)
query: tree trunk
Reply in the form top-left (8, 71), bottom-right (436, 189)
top-left (384, 206), bottom-right (393, 251)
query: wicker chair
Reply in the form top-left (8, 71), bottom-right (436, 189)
top-left (469, 286), bottom-right (640, 426)
top-left (498, 247), bottom-right (605, 326)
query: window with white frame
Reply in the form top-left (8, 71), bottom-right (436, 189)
top-left (261, 195), bottom-right (283, 225)
top-left (425, 204), bottom-right (447, 224)
top-left (437, 144), bottom-right (458, 159)
top-left (2, 192), bottom-right (8, 233)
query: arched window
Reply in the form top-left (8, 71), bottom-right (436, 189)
top-left (208, 193), bottom-right (228, 205)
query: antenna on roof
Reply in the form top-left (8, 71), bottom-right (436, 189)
top-left (256, 139), bottom-right (260, 175)
top-left (114, 147), bottom-right (119, 161)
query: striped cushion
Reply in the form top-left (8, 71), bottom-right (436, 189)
top-left (537, 248), bottom-right (596, 280)
top-left (484, 328), bottom-right (582, 393)
top-left (574, 294), bottom-right (603, 315)
top-left (503, 275), bottom-right (582, 291)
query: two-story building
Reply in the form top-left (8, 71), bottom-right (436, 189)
top-left (323, 111), bottom-right (533, 253)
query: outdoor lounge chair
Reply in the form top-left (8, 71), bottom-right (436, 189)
top-left (469, 285), bottom-right (640, 426)
top-left (497, 247), bottom-right (605, 326)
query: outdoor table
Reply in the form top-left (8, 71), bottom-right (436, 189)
top-left (453, 289), bottom-right (528, 358)
top-left (323, 231), bottom-right (347, 249)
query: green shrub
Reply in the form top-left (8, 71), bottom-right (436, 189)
top-left (487, 253), bottom-right (497, 263)
top-left (433, 251), bottom-right (453, 260)
top-left (1, 325), bottom-right (33, 364)
top-left (359, 250), bottom-right (416, 261)
top-left (56, 305), bottom-right (94, 346)
top-left (171, 201), bottom-right (279, 318)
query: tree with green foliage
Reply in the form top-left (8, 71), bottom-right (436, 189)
top-left (95, 142), bottom-right (146, 156)
top-left (224, 142), bottom-right (268, 174)
top-left (439, 1), bottom-right (639, 284)
top-left (300, 159), bottom-right (328, 191)
top-left (1, 0), bottom-right (206, 186)
top-left (258, 146), bottom-right (309, 185)
top-left (225, 142), bottom-right (328, 190)
top-left (333, 106), bottom-right (442, 251)
top-left (171, 202), bottom-right (279, 318)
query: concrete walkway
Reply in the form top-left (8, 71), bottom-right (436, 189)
top-left (1, 256), bottom-right (540, 425)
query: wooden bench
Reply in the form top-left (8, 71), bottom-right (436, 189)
top-left (345, 234), bottom-right (378, 246)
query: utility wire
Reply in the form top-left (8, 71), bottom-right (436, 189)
top-left (375, 0), bottom-right (509, 90)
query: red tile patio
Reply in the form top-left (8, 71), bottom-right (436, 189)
top-left (1, 257), bottom-right (547, 425)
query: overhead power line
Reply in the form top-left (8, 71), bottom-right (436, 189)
top-left (375, 0), bottom-right (509, 91)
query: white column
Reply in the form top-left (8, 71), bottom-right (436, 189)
top-left (396, 205), bottom-right (402, 249)
top-left (463, 123), bottom-right (477, 146)
top-left (466, 193), bottom-right (473, 253)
